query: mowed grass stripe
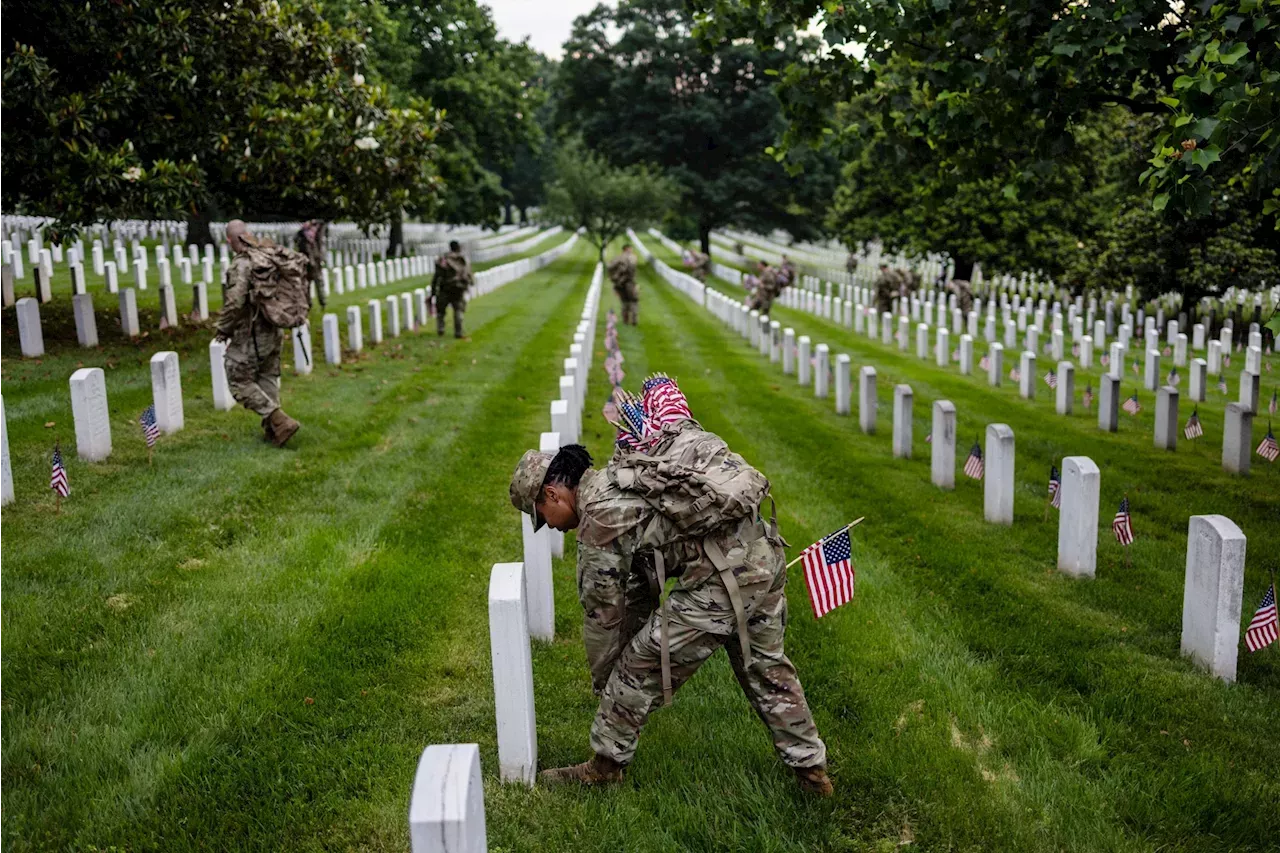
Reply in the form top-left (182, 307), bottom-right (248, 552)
top-left (2, 242), bottom-right (595, 851)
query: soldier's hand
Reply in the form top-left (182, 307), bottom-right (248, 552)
top-left (214, 332), bottom-right (229, 344)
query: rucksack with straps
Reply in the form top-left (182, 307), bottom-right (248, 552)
top-left (607, 426), bottom-right (771, 541)
top-left (245, 244), bottom-right (311, 328)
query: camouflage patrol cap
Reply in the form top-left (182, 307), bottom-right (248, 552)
top-left (510, 449), bottom-right (553, 530)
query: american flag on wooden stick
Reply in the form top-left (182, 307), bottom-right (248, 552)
top-left (1048, 465), bottom-right (1061, 509)
top-left (1167, 366), bottom-right (1180, 386)
top-left (1122, 392), bottom-right (1142, 415)
top-left (140, 405), bottom-right (160, 447)
top-left (1082, 383), bottom-right (1093, 409)
top-left (1163, 345), bottom-right (1172, 357)
top-left (1044, 370), bottom-right (1057, 389)
top-left (979, 354), bottom-right (990, 372)
top-left (1257, 424), bottom-right (1279, 463)
top-left (50, 443), bottom-right (69, 497)
top-left (1184, 408), bottom-right (1203, 440)
top-left (1269, 390), bottom-right (1277, 416)
top-left (963, 441), bottom-right (984, 480)
top-left (1245, 584), bottom-right (1278, 652)
top-left (800, 526), bottom-right (857, 619)
top-left (1112, 497), bottom-right (1134, 546)
top-left (1101, 354), bottom-right (1110, 367)
top-left (1218, 376), bottom-right (1228, 394)
top-left (1009, 366), bottom-right (1021, 382)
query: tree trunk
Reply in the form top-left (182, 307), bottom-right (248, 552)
top-left (388, 210), bottom-right (404, 258)
top-left (503, 202), bottom-right (514, 226)
top-left (519, 207), bottom-right (528, 225)
top-left (952, 256), bottom-right (976, 282)
top-left (186, 211), bottom-right (213, 247)
top-left (699, 223), bottom-right (711, 256)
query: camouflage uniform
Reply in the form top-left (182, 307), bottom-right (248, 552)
top-left (778, 259), bottom-right (797, 288)
top-left (607, 252), bottom-right (640, 325)
top-left (874, 267), bottom-right (918, 314)
top-left (432, 250), bottom-right (473, 337)
top-left (509, 447), bottom-right (827, 772)
top-left (690, 251), bottom-right (712, 283)
top-left (294, 222), bottom-right (325, 308)
top-left (217, 250), bottom-right (284, 418)
top-left (749, 267), bottom-right (781, 315)
top-left (948, 279), bottom-right (974, 314)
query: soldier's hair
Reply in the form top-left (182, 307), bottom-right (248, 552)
top-left (543, 444), bottom-right (593, 490)
top-left (623, 244), bottom-right (632, 250)
top-left (449, 240), bottom-right (461, 252)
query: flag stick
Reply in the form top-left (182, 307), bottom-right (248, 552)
top-left (55, 493), bottom-right (61, 515)
top-left (786, 517), bottom-right (865, 569)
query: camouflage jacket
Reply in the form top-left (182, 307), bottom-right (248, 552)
top-left (294, 227), bottom-right (324, 280)
top-left (574, 466), bottom-right (783, 692)
top-left (432, 251), bottom-right (473, 299)
top-left (216, 253), bottom-right (256, 337)
top-left (607, 253), bottom-right (637, 293)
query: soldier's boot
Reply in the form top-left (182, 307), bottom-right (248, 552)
top-left (268, 408), bottom-right (300, 448)
top-left (454, 313), bottom-right (465, 339)
top-left (261, 415), bottom-right (275, 443)
top-left (794, 766), bottom-right (833, 797)
top-left (538, 754), bottom-right (624, 787)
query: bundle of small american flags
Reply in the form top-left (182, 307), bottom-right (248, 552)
top-left (1048, 465), bottom-right (1061, 509)
top-left (50, 443), bottom-right (69, 497)
top-left (1184, 408), bottom-right (1203, 440)
top-left (1245, 583), bottom-right (1278, 652)
top-left (611, 373), bottom-right (695, 451)
top-left (1113, 497), bottom-right (1134, 546)
top-left (1257, 425), bottom-right (1279, 463)
top-left (1122, 392), bottom-right (1142, 415)
top-left (963, 442), bottom-right (984, 480)
top-left (800, 526), bottom-right (857, 619)
top-left (1043, 370), bottom-right (1057, 389)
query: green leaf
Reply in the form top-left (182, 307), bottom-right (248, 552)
top-left (1189, 146), bottom-right (1221, 171)
top-left (1052, 43), bottom-right (1081, 57)
top-left (1173, 75), bottom-right (1195, 91)
top-left (1175, 115), bottom-right (1193, 127)
top-left (1157, 96), bottom-right (1180, 108)
top-left (1189, 117), bottom-right (1220, 140)
top-left (1218, 42), bottom-right (1249, 65)
top-left (1152, 192), bottom-right (1170, 212)
top-left (764, 68), bottom-right (779, 76)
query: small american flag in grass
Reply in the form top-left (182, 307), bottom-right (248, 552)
top-left (140, 405), bottom-right (161, 447)
top-left (1044, 370), bottom-right (1057, 389)
top-left (1009, 367), bottom-right (1020, 382)
top-left (50, 443), bottom-right (69, 497)
top-left (963, 441), bottom-right (984, 480)
top-left (1270, 390), bottom-right (1277, 416)
top-left (1048, 465), bottom-right (1061, 509)
top-left (1132, 361), bottom-right (1140, 376)
top-left (1245, 584), bottom-right (1278, 652)
top-left (1224, 354), bottom-right (1231, 368)
top-left (925, 432), bottom-right (932, 443)
top-left (801, 527), bottom-right (856, 619)
top-left (1162, 345), bottom-right (1172, 357)
top-left (1101, 354), bottom-right (1110, 366)
top-left (1258, 425), bottom-right (1279, 463)
top-left (1113, 497), bottom-right (1134, 546)
top-left (1122, 392), bottom-right (1142, 415)
top-left (979, 354), bottom-right (990, 372)
top-left (1167, 366), bottom-right (1180, 386)
top-left (1184, 408), bottom-right (1203, 440)
top-left (1082, 383), bottom-right (1093, 409)
top-left (1218, 376), bottom-right (1228, 394)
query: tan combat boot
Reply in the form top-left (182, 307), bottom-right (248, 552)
top-left (795, 766), bottom-right (834, 797)
top-left (539, 754), bottom-right (624, 787)
top-left (268, 408), bottom-right (300, 447)
top-left (261, 415), bottom-right (275, 443)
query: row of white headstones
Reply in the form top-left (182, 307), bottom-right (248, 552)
top-left (0, 234), bottom-right (581, 504)
top-left (5, 227), bottom-right (562, 356)
top-left (765, 277), bottom-right (1269, 475)
top-left (639, 235), bottom-right (1254, 689)
top-left (406, 263), bottom-right (604, 853)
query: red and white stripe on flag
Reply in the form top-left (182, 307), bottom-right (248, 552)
top-left (1245, 585), bottom-right (1277, 652)
top-left (801, 529), bottom-right (856, 619)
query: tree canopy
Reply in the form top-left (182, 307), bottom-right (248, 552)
top-left (544, 138), bottom-right (679, 261)
top-left (2, 0), bottom-right (441, 237)
top-left (555, 0), bottom-right (837, 253)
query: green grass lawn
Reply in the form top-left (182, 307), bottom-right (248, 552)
top-left (2, 233), bottom-right (1278, 852)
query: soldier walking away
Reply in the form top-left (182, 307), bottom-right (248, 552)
top-left (689, 248), bottom-right (712, 283)
top-left (215, 220), bottom-right (310, 447)
top-left (607, 244), bottom-right (640, 325)
top-left (433, 240), bottom-right (473, 338)
top-left (748, 260), bottom-right (782, 315)
top-left (874, 263), bottom-right (919, 314)
top-left (507, 386), bottom-right (831, 796)
top-left (294, 219), bottom-right (326, 309)
top-left (778, 254), bottom-right (797, 288)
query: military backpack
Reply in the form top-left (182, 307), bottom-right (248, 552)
top-left (607, 426), bottom-right (771, 541)
top-left (245, 244), bottom-right (312, 328)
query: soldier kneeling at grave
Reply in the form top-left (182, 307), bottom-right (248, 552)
top-left (507, 375), bottom-right (831, 795)
top-left (215, 220), bottom-right (311, 447)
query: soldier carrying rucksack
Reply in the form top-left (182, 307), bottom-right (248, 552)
top-left (507, 375), bottom-right (831, 795)
top-left (214, 219), bottom-right (310, 447)
top-left (432, 240), bottom-right (473, 338)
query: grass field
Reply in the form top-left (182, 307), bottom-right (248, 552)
top-left (3, 234), bottom-right (1279, 851)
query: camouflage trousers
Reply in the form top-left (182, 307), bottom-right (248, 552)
top-left (436, 293), bottom-right (465, 337)
top-left (590, 566), bottom-right (827, 770)
top-left (224, 324), bottom-right (283, 418)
